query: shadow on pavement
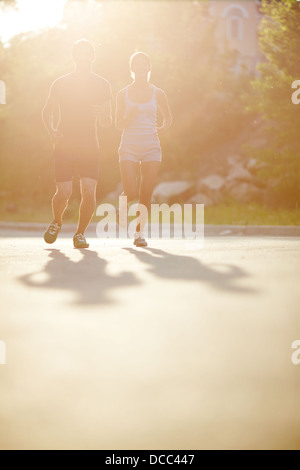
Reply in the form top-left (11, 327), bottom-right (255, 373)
top-left (19, 244), bottom-right (258, 307)
top-left (19, 248), bottom-right (140, 306)
top-left (123, 247), bottom-right (258, 294)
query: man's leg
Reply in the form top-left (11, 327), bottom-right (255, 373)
top-left (75, 177), bottom-right (97, 236)
top-left (44, 181), bottom-right (72, 244)
top-left (52, 181), bottom-right (73, 225)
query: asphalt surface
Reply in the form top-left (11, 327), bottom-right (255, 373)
top-left (0, 229), bottom-right (299, 450)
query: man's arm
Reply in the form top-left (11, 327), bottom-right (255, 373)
top-left (42, 82), bottom-right (63, 142)
top-left (101, 99), bottom-right (112, 128)
top-left (92, 79), bottom-right (113, 128)
top-left (92, 99), bottom-right (112, 128)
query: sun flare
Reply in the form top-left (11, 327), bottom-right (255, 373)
top-left (0, 0), bottom-right (67, 43)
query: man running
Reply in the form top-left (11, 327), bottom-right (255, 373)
top-left (42, 39), bottom-right (112, 248)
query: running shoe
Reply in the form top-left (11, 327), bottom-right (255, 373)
top-left (133, 232), bottom-right (148, 247)
top-left (44, 222), bottom-right (61, 244)
top-left (73, 233), bottom-right (89, 249)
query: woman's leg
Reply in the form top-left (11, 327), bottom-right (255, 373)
top-left (119, 161), bottom-right (140, 203)
top-left (138, 161), bottom-right (161, 233)
top-left (119, 161), bottom-right (140, 229)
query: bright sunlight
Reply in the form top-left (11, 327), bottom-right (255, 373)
top-left (0, 0), bottom-right (67, 43)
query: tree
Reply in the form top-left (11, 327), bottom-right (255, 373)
top-left (247, 0), bottom-right (300, 208)
top-left (251, 0), bottom-right (300, 149)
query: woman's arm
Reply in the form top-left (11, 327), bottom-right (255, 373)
top-left (115, 89), bottom-right (139, 130)
top-left (157, 88), bottom-right (172, 131)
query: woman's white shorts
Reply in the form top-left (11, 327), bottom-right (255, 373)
top-left (119, 139), bottom-right (162, 163)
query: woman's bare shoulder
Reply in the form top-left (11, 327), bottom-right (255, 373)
top-left (155, 86), bottom-right (167, 96)
top-left (117, 86), bottom-right (129, 97)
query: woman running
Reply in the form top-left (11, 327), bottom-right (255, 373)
top-left (115, 52), bottom-right (172, 247)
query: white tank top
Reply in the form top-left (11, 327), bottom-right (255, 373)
top-left (121, 85), bottom-right (159, 144)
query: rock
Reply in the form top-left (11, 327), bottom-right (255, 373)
top-left (228, 155), bottom-right (241, 166)
top-left (152, 181), bottom-right (194, 203)
top-left (225, 175), bottom-right (266, 192)
top-left (196, 175), bottom-right (226, 204)
top-left (227, 164), bottom-right (253, 183)
top-left (228, 182), bottom-right (264, 204)
top-left (197, 174), bottom-right (226, 191)
top-left (246, 158), bottom-right (257, 170)
top-left (251, 177), bottom-right (267, 189)
top-left (186, 193), bottom-right (214, 206)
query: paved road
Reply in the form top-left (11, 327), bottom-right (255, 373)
top-left (0, 231), bottom-right (299, 450)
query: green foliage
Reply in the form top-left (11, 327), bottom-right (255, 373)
top-left (250, 0), bottom-right (300, 148)
top-left (245, 0), bottom-right (300, 209)
top-left (1, 197), bottom-right (299, 226)
top-left (205, 201), bottom-right (300, 226)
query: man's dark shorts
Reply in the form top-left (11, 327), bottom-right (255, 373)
top-left (53, 140), bottom-right (100, 182)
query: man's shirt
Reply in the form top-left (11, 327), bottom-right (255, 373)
top-left (50, 71), bottom-right (112, 147)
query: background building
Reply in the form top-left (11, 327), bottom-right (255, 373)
top-left (208, 0), bottom-right (264, 74)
